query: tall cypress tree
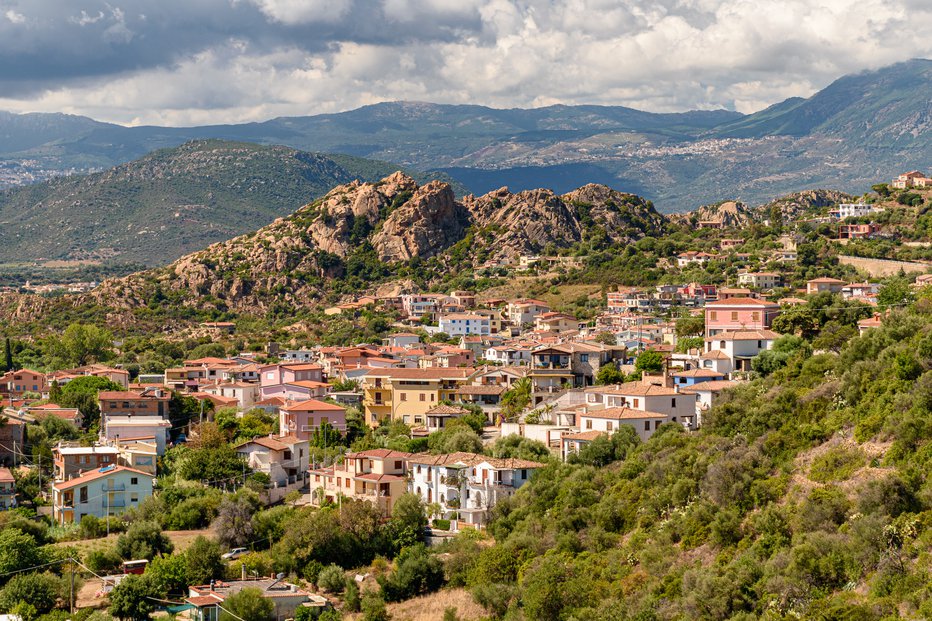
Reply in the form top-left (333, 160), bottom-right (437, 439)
top-left (4, 337), bottom-right (12, 372)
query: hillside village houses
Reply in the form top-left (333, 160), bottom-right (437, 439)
top-left (0, 262), bottom-right (894, 527)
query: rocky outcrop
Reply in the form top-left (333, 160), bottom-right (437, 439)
top-left (373, 181), bottom-right (468, 261)
top-left (759, 189), bottom-right (855, 222)
top-left (82, 172), bottom-right (665, 318)
top-left (678, 200), bottom-right (756, 228)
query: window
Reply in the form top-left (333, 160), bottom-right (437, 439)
top-left (720, 340), bottom-right (726, 349)
top-left (521, 469), bottom-right (527, 479)
top-left (79, 486), bottom-right (88, 503)
top-left (710, 311), bottom-right (718, 321)
top-left (430, 394), bottom-right (435, 402)
top-left (130, 477), bottom-right (138, 485)
top-left (752, 311), bottom-right (760, 321)
top-left (606, 421), bottom-right (613, 431)
top-left (633, 398), bottom-right (639, 408)
top-left (266, 372), bottom-right (274, 379)
top-left (580, 354), bottom-right (589, 362)
top-left (731, 312), bottom-right (738, 321)
top-left (419, 393), bottom-right (425, 402)
top-left (671, 398), bottom-right (676, 407)
top-left (400, 392), bottom-right (407, 401)
top-left (585, 419), bottom-right (592, 429)
top-left (757, 340), bottom-right (762, 348)
top-left (643, 421), bottom-right (649, 431)
top-left (394, 460), bottom-right (402, 469)
top-left (130, 494), bottom-right (139, 503)
top-left (655, 420), bottom-right (661, 429)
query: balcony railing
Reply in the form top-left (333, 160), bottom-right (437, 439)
top-left (101, 484), bottom-right (126, 492)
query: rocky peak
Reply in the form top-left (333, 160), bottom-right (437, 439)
top-left (372, 181), bottom-right (468, 262)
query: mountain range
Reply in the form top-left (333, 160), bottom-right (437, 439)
top-left (1, 59), bottom-right (930, 210)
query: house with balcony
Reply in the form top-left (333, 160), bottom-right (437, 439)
top-left (530, 342), bottom-right (624, 391)
top-left (842, 282), bottom-right (881, 301)
top-left (309, 449), bottom-right (411, 515)
top-left (51, 465), bottom-right (153, 525)
top-left (259, 363), bottom-right (327, 401)
top-left (534, 312), bottom-right (580, 333)
top-left (892, 171), bottom-right (931, 189)
top-left (202, 382), bottom-right (261, 410)
top-left (98, 389), bottom-right (171, 421)
top-left (361, 367), bottom-right (476, 427)
top-left (278, 399), bottom-right (346, 441)
top-left (407, 452), bottom-right (545, 527)
top-left (506, 299), bottom-right (551, 327)
top-left (737, 272), bottom-right (783, 290)
top-left (100, 416), bottom-right (172, 455)
top-left (438, 313), bottom-right (491, 337)
top-left (0, 467), bottom-right (15, 510)
top-left (704, 297), bottom-right (781, 337)
top-left (236, 435), bottom-right (309, 500)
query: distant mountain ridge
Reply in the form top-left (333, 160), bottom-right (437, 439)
top-left (0, 59), bottom-right (929, 209)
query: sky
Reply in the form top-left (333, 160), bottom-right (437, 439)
top-left (0, 0), bottom-right (930, 126)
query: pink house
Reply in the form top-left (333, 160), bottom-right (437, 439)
top-left (280, 399), bottom-right (347, 440)
top-left (704, 297), bottom-right (781, 337)
top-left (260, 363), bottom-right (328, 401)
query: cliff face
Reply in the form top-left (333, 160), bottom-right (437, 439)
top-left (85, 172), bottom-right (665, 316)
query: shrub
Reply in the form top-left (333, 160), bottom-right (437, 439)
top-left (378, 545), bottom-right (444, 602)
top-left (85, 548), bottom-right (123, 573)
top-left (809, 446), bottom-right (867, 483)
top-left (316, 564), bottom-right (345, 594)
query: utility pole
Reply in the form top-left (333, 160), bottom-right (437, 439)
top-left (70, 558), bottom-right (75, 614)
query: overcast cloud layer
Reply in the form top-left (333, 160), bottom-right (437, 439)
top-left (0, 0), bottom-right (930, 126)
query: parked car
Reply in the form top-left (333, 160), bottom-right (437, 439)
top-left (222, 547), bottom-right (248, 560)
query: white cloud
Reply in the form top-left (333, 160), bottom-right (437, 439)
top-left (0, 0), bottom-right (930, 125)
top-left (4, 9), bottom-right (24, 23)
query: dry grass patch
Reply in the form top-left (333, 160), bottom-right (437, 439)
top-left (347, 588), bottom-right (486, 621)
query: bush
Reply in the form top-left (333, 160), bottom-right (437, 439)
top-left (432, 519), bottom-right (451, 531)
top-left (809, 446), bottom-right (867, 483)
top-left (361, 591), bottom-right (388, 621)
top-left (344, 579), bottom-right (361, 612)
top-left (85, 548), bottom-right (123, 573)
top-left (316, 564), bottom-right (345, 594)
top-left (116, 521), bottom-right (174, 560)
top-left (378, 544), bottom-right (444, 602)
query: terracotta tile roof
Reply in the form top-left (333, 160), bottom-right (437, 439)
top-left (346, 449), bottom-right (412, 459)
top-left (671, 369), bottom-right (726, 378)
top-left (561, 430), bottom-right (606, 441)
top-left (580, 407), bottom-right (668, 420)
top-left (52, 465), bottom-right (151, 490)
top-left (586, 383), bottom-right (678, 396)
top-left (678, 380), bottom-right (741, 393)
top-left (425, 404), bottom-right (469, 416)
top-left (705, 297), bottom-right (779, 306)
top-left (0, 467), bottom-right (13, 483)
top-left (282, 399), bottom-right (345, 412)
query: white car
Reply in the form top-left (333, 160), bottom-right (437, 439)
top-left (222, 547), bottom-right (249, 560)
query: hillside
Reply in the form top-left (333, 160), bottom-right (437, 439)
top-left (0, 140), bottom-right (464, 267)
top-left (83, 173), bottom-right (664, 317)
top-left (1, 60), bottom-right (930, 209)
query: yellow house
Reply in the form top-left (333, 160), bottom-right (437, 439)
top-left (361, 368), bottom-right (476, 427)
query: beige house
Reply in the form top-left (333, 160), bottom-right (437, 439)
top-left (309, 449), bottom-right (411, 515)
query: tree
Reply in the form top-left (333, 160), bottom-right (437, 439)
top-left (594, 363), bottom-right (624, 385)
top-left (0, 572), bottom-right (60, 615)
top-left (48, 323), bottom-right (114, 367)
top-left (185, 536), bottom-right (224, 585)
top-left (3, 337), bottom-right (12, 372)
top-left (878, 277), bottom-right (915, 310)
top-left (116, 521), bottom-right (174, 560)
top-left (675, 316), bottom-right (705, 337)
top-left (500, 377), bottom-right (532, 423)
top-left (489, 435), bottom-right (551, 462)
top-left (214, 496), bottom-right (256, 548)
top-left (812, 322), bottom-right (857, 353)
top-left (0, 529), bottom-right (45, 581)
top-left (109, 574), bottom-right (158, 621)
top-left (219, 587), bottom-right (274, 621)
top-left (592, 332), bottom-right (617, 345)
top-left (361, 591), bottom-right (388, 621)
top-left (635, 350), bottom-right (664, 374)
top-left (390, 493), bottom-right (427, 549)
top-left (146, 554), bottom-right (189, 597)
top-left (59, 376), bottom-right (124, 431)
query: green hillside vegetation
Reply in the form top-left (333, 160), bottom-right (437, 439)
top-left (0, 140), bottom-right (459, 267)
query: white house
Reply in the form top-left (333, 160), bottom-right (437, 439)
top-left (51, 465), bottom-right (153, 525)
top-left (678, 380), bottom-right (741, 426)
top-left (100, 415), bottom-right (172, 455)
top-left (438, 313), bottom-right (491, 337)
top-left (584, 382), bottom-right (698, 429)
top-left (483, 345), bottom-right (532, 366)
top-left (235, 435), bottom-right (309, 501)
top-left (407, 452), bottom-right (544, 527)
top-left (831, 203), bottom-right (881, 219)
top-left (506, 299), bottom-right (551, 327)
top-left (703, 329), bottom-right (780, 373)
top-left (577, 407), bottom-right (669, 442)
